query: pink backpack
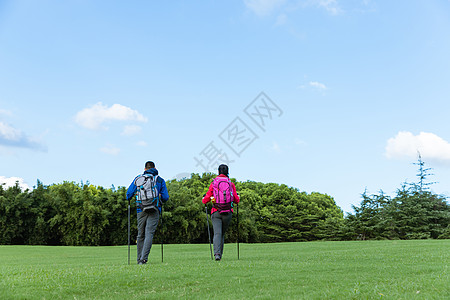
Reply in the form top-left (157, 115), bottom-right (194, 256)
top-left (212, 176), bottom-right (234, 214)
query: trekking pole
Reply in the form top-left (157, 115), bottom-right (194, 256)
top-left (237, 202), bottom-right (239, 260)
top-left (128, 198), bottom-right (131, 265)
top-left (205, 204), bottom-right (213, 260)
top-left (161, 197), bottom-right (164, 263)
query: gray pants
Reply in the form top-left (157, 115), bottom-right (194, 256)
top-left (211, 211), bottom-right (232, 257)
top-left (137, 209), bottom-right (160, 262)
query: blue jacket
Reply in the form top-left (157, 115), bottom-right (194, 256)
top-left (127, 168), bottom-right (169, 213)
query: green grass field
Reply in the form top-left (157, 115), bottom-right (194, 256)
top-left (0, 240), bottom-right (449, 299)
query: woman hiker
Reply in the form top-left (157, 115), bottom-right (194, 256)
top-left (202, 164), bottom-right (240, 261)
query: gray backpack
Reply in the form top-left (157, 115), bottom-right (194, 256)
top-left (134, 174), bottom-right (159, 212)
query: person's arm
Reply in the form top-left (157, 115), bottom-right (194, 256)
top-left (202, 182), bottom-right (214, 204)
top-left (232, 182), bottom-right (240, 204)
top-left (159, 178), bottom-right (169, 202)
top-left (126, 178), bottom-right (137, 200)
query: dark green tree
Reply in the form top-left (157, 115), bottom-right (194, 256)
top-left (345, 156), bottom-right (449, 240)
top-left (345, 189), bottom-right (390, 240)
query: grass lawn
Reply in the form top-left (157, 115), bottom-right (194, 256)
top-left (0, 240), bottom-right (449, 299)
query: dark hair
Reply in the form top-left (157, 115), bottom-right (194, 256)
top-left (218, 164), bottom-right (229, 176)
top-left (145, 161), bottom-right (155, 169)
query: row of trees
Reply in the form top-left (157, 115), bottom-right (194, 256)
top-left (344, 186), bottom-right (450, 240)
top-left (1, 158), bottom-right (448, 245)
top-left (344, 156), bottom-right (450, 240)
top-left (0, 180), bottom-right (128, 246)
top-left (0, 173), bottom-right (343, 246)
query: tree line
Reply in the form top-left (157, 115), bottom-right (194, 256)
top-left (0, 160), bottom-right (449, 246)
top-left (343, 157), bottom-right (450, 240)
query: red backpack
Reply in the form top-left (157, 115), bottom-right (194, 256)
top-left (212, 176), bottom-right (234, 214)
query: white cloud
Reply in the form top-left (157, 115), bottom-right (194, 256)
top-left (0, 121), bottom-right (47, 151)
top-left (298, 81), bottom-right (328, 91)
top-left (121, 125), bottom-right (142, 136)
top-left (0, 176), bottom-right (30, 190)
top-left (245, 0), bottom-right (343, 19)
top-left (75, 102), bottom-right (148, 130)
top-left (0, 121), bottom-right (21, 140)
top-left (309, 81), bottom-right (328, 90)
top-left (385, 131), bottom-right (450, 164)
top-left (244, 0), bottom-right (286, 16)
top-left (313, 0), bottom-right (343, 15)
top-left (136, 141), bottom-right (147, 147)
top-left (100, 145), bottom-right (121, 155)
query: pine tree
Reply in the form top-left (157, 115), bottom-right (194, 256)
top-left (393, 155), bottom-right (449, 239)
top-left (411, 152), bottom-right (436, 192)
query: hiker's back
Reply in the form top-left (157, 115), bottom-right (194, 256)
top-left (134, 174), bottom-right (159, 212)
top-left (212, 176), bottom-right (233, 214)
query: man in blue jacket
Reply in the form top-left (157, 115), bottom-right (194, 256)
top-left (127, 161), bottom-right (169, 265)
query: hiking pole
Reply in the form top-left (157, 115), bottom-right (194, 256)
top-left (237, 202), bottom-right (239, 260)
top-left (161, 197), bottom-right (164, 263)
top-left (128, 198), bottom-right (131, 265)
top-left (205, 204), bottom-right (213, 260)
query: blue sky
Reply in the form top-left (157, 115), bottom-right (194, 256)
top-left (1, 0), bottom-right (449, 213)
